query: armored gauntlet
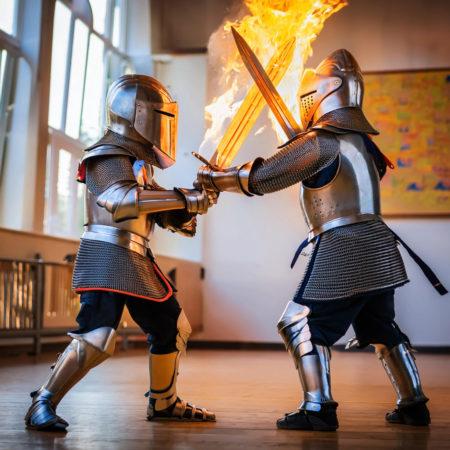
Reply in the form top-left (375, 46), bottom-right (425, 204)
top-left (175, 188), bottom-right (217, 215)
top-left (196, 160), bottom-right (261, 196)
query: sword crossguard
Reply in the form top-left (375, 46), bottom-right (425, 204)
top-left (191, 152), bottom-right (221, 171)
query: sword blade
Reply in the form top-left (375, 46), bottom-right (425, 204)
top-left (211, 36), bottom-right (296, 169)
top-left (231, 27), bottom-right (301, 140)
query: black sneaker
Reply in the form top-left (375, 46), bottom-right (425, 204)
top-left (277, 404), bottom-right (338, 431)
top-left (386, 401), bottom-right (430, 426)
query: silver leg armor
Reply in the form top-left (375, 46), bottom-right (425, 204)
top-left (25, 327), bottom-right (117, 430)
top-left (278, 302), bottom-right (336, 412)
top-left (375, 343), bottom-right (428, 407)
top-left (277, 301), bottom-right (313, 364)
top-left (297, 345), bottom-right (336, 412)
top-left (146, 310), bottom-right (215, 421)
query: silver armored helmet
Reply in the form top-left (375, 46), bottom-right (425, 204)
top-left (298, 49), bottom-right (375, 132)
top-left (106, 74), bottom-right (178, 168)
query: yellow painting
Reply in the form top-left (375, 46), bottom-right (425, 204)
top-left (364, 69), bottom-right (450, 216)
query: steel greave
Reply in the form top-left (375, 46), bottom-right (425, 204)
top-left (376, 343), bottom-right (428, 407)
top-left (298, 344), bottom-right (336, 412)
top-left (37, 327), bottom-right (117, 407)
top-left (277, 302), bottom-right (335, 411)
top-left (148, 351), bottom-right (180, 412)
top-left (148, 309), bottom-right (192, 412)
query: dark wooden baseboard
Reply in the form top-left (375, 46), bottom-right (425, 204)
top-left (188, 341), bottom-right (450, 354)
top-left (1, 340), bottom-right (449, 357)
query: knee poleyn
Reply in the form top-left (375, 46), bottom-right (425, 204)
top-left (176, 309), bottom-right (192, 353)
top-left (277, 301), bottom-right (313, 365)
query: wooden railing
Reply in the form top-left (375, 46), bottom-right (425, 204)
top-left (0, 257), bottom-right (78, 355)
top-left (0, 254), bottom-right (203, 356)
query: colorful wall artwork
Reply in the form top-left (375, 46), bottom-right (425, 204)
top-left (364, 69), bottom-right (449, 216)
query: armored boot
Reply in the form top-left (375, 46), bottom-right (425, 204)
top-left (146, 310), bottom-right (215, 422)
top-left (276, 302), bottom-right (338, 431)
top-left (375, 343), bottom-right (430, 426)
top-left (25, 327), bottom-right (116, 431)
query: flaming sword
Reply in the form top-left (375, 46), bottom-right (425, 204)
top-left (231, 27), bottom-right (302, 140)
top-left (193, 33), bottom-right (296, 170)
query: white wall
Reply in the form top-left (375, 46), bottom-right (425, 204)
top-left (126, 0), bottom-right (152, 74)
top-left (196, 0), bottom-right (450, 345)
top-left (151, 54), bottom-right (208, 263)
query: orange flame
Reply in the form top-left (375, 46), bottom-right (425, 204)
top-left (201, 0), bottom-right (347, 158)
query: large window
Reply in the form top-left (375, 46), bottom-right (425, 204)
top-left (0, 49), bottom-right (16, 182)
top-left (0, 0), bottom-right (31, 194)
top-left (0, 0), bottom-right (19, 36)
top-left (0, 0), bottom-right (18, 178)
top-left (44, 0), bottom-right (134, 238)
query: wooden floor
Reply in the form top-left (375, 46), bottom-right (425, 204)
top-left (0, 348), bottom-right (449, 450)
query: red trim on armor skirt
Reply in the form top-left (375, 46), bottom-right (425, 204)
top-left (74, 262), bottom-right (173, 302)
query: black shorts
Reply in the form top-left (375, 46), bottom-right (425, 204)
top-left (297, 289), bottom-right (409, 349)
top-left (73, 291), bottom-right (182, 354)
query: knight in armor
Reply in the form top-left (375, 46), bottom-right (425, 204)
top-left (25, 75), bottom-right (216, 431)
top-left (196, 49), bottom-right (447, 431)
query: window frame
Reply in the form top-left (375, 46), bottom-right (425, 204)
top-left (50, 0), bottom-right (132, 141)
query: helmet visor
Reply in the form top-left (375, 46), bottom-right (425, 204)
top-left (134, 100), bottom-right (178, 163)
top-left (298, 68), bottom-right (317, 129)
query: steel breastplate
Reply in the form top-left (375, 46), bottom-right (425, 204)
top-left (82, 154), bottom-right (155, 250)
top-left (300, 133), bottom-right (381, 240)
top-left (85, 190), bottom-right (154, 239)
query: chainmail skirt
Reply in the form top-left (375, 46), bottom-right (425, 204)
top-left (72, 239), bottom-right (171, 301)
top-left (295, 220), bottom-right (409, 301)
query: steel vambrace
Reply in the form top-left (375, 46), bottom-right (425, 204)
top-left (97, 181), bottom-right (192, 221)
